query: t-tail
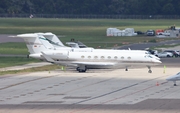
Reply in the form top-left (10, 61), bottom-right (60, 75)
top-left (10, 33), bottom-right (55, 59)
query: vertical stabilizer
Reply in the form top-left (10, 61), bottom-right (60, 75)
top-left (16, 33), bottom-right (52, 54)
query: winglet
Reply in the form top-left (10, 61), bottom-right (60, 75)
top-left (41, 52), bottom-right (55, 63)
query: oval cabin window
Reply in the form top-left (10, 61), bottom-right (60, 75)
top-left (114, 56), bottom-right (118, 59)
top-left (101, 56), bottom-right (105, 59)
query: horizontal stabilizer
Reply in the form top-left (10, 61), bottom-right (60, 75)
top-left (9, 34), bottom-right (37, 38)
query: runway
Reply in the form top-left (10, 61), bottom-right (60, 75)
top-left (0, 64), bottom-right (180, 113)
top-left (0, 34), bottom-right (23, 43)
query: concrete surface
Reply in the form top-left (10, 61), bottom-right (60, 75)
top-left (0, 63), bottom-right (180, 113)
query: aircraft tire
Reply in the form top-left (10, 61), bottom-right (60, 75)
top-left (76, 67), bottom-right (80, 71)
top-left (78, 69), bottom-right (86, 73)
top-left (148, 70), bottom-right (152, 73)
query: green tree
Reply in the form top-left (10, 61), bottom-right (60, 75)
top-left (108, 0), bottom-right (126, 14)
top-left (0, 0), bottom-right (180, 15)
top-left (162, 3), bottom-right (175, 15)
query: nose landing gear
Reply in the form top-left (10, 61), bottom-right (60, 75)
top-left (147, 66), bottom-right (152, 73)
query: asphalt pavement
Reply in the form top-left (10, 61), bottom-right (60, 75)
top-left (119, 39), bottom-right (180, 50)
top-left (0, 34), bottom-right (23, 43)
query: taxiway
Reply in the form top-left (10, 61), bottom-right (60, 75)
top-left (0, 63), bottom-right (180, 113)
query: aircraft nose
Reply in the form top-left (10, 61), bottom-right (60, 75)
top-left (153, 59), bottom-right (162, 63)
top-left (155, 57), bottom-right (160, 60)
top-left (166, 77), bottom-right (171, 81)
top-left (157, 60), bottom-right (162, 63)
top-left (166, 76), bottom-right (174, 81)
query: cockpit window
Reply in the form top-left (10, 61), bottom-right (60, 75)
top-left (145, 55), bottom-right (153, 58)
top-left (148, 55), bottom-right (153, 58)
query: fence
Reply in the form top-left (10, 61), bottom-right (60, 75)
top-left (0, 14), bottom-right (180, 19)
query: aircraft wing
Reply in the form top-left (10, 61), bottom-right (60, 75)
top-left (41, 52), bottom-right (70, 65)
top-left (41, 52), bottom-right (77, 66)
top-left (71, 61), bottom-right (119, 69)
top-left (41, 52), bottom-right (54, 62)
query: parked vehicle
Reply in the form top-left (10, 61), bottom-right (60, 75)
top-left (146, 49), bottom-right (158, 55)
top-left (176, 50), bottom-right (180, 56)
top-left (146, 30), bottom-right (155, 36)
top-left (135, 31), bottom-right (144, 35)
top-left (155, 52), bottom-right (173, 58)
top-left (163, 50), bottom-right (179, 57)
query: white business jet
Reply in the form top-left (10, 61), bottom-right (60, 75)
top-left (166, 72), bottom-right (180, 86)
top-left (36, 32), bottom-right (160, 72)
top-left (41, 50), bottom-right (161, 73)
top-left (11, 33), bottom-right (161, 73)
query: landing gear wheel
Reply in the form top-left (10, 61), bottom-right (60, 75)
top-left (148, 70), bottom-right (152, 73)
top-left (174, 84), bottom-right (177, 86)
top-left (76, 67), bottom-right (80, 71)
top-left (125, 66), bottom-right (128, 71)
top-left (78, 69), bottom-right (86, 73)
top-left (147, 66), bottom-right (152, 73)
top-left (77, 66), bottom-right (87, 73)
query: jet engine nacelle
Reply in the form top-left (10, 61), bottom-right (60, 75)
top-left (43, 50), bottom-right (69, 60)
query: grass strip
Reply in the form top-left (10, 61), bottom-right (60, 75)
top-left (0, 64), bottom-right (61, 76)
top-left (0, 57), bottom-right (40, 68)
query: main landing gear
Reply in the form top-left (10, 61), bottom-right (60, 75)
top-left (76, 66), bottom-right (87, 73)
top-left (125, 67), bottom-right (128, 71)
